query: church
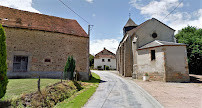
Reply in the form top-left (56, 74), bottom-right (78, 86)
top-left (116, 18), bottom-right (190, 82)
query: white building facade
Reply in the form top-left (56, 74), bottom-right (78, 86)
top-left (94, 48), bottom-right (116, 70)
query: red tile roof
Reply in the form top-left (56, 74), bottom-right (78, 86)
top-left (0, 6), bottom-right (88, 37)
top-left (94, 48), bottom-right (116, 59)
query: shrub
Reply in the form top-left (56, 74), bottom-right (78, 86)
top-left (64, 56), bottom-right (76, 80)
top-left (105, 66), bottom-right (109, 70)
top-left (97, 66), bottom-right (102, 70)
top-left (144, 73), bottom-right (149, 76)
top-left (0, 24), bottom-right (8, 99)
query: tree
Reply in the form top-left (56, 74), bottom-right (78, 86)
top-left (89, 54), bottom-right (94, 68)
top-left (64, 56), bottom-right (76, 80)
top-left (0, 24), bottom-right (8, 98)
top-left (175, 26), bottom-right (202, 74)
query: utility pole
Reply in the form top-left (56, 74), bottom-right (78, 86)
top-left (88, 25), bottom-right (93, 37)
top-left (87, 25), bottom-right (93, 79)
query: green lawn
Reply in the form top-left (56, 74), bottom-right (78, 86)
top-left (1, 72), bottom-right (100, 108)
top-left (55, 72), bottom-right (100, 108)
top-left (1, 79), bottom-right (60, 101)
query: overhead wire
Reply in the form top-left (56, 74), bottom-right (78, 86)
top-left (136, 0), bottom-right (184, 46)
top-left (58, 0), bottom-right (91, 25)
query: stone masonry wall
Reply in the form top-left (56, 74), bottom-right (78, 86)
top-left (164, 46), bottom-right (190, 82)
top-left (5, 27), bottom-right (89, 80)
top-left (137, 47), bottom-right (166, 81)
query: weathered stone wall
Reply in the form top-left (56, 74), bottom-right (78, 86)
top-left (164, 46), bottom-right (190, 82)
top-left (120, 44), bottom-right (124, 76)
top-left (5, 27), bottom-right (89, 80)
top-left (136, 19), bottom-right (175, 48)
top-left (124, 36), bottom-right (133, 77)
top-left (137, 47), bottom-right (166, 81)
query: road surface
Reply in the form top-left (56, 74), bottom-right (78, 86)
top-left (83, 70), bottom-right (160, 108)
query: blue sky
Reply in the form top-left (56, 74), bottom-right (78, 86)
top-left (0, 0), bottom-right (201, 55)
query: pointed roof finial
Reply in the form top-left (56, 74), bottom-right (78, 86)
top-left (129, 13), bottom-right (131, 18)
top-left (124, 18), bottom-right (138, 27)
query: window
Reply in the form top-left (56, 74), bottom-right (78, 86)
top-left (108, 59), bottom-right (111, 62)
top-left (45, 59), bottom-right (51, 62)
top-left (13, 56), bottom-right (28, 72)
top-left (102, 59), bottom-right (105, 62)
top-left (151, 50), bottom-right (156, 61)
top-left (152, 33), bottom-right (157, 38)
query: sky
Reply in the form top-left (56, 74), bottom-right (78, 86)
top-left (0, 0), bottom-right (201, 55)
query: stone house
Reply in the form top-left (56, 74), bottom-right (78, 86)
top-left (94, 48), bottom-right (116, 70)
top-left (0, 6), bottom-right (90, 80)
top-left (116, 18), bottom-right (190, 82)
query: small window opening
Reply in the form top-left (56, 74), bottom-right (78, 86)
top-left (102, 59), bottom-right (105, 62)
top-left (16, 18), bottom-right (22, 24)
top-left (108, 59), bottom-right (111, 62)
top-left (13, 56), bottom-right (28, 72)
top-left (45, 59), bottom-right (51, 62)
top-left (151, 50), bottom-right (156, 61)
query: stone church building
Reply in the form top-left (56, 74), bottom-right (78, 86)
top-left (94, 48), bottom-right (116, 70)
top-left (0, 6), bottom-right (90, 80)
top-left (116, 18), bottom-right (190, 82)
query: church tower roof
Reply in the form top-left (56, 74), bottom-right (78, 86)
top-left (124, 18), bottom-right (138, 27)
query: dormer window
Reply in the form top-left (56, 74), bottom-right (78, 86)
top-left (152, 33), bottom-right (157, 38)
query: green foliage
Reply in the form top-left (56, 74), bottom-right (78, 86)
top-left (175, 26), bottom-right (202, 74)
top-left (105, 66), bottom-right (109, 70)
top-left (11, 81), bottom-right (79, 107)
top-left (89, 54), bottom-right (94, 67)
top-left (97, 66), bottom-right (102, 70)
top-left (0, 24), bottom-right (8, 99)
top-left (1, 79), bottom-right (60, 101)
top-left (54, 72), bottom-right (100, 108)
top-left (144, 73), bottom-right (149, 76)
top-left (64, 56), bottom-right (76, 80)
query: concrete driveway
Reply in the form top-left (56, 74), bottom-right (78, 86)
top-left (83, 70), bottom-right (162, 108)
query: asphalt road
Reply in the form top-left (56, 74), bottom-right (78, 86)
top-left (83, 70), bottom-right (157, 108)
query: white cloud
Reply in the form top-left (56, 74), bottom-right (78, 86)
top-left (0, 0), bottom-right (40, 13)
top-left (90, 39), bottom-right (119, 55)
top-left (85, 0), bottom-right (93, 3)
top-left (129, 0), bottom-right (202, 31)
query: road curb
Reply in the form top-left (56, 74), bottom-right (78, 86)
top-left (131, 79), bottom-right (164, 108)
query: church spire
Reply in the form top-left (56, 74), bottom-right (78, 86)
top-left (123, 18), bottom-right (138, 35)
top-left (124, 18), bottom-right (138, 27)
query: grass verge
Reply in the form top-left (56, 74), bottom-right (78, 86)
top-left (55, 72), bottom-right (100, 108)
top-left (1, 79), bottom-right (60, 101)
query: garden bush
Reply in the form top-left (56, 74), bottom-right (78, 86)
top-left (0, 24), bottom-right (8, 99)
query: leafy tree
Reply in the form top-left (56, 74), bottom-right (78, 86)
top-left (64, 56), bottom-right (76, 80)
top-left (89, 54), bottom-right (94, 68)
top-left (175, 26), bottom-right (202, 74)
top-left (0, 24), bottom-right (8, 98)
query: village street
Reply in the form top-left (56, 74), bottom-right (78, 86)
top-left (83, 70), bottom-right (162, 108)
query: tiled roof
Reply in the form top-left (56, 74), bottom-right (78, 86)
top-left (95, 55), bottom-right (116, 59)
top-left (138, 40), bottom-right (186, 50)
top-left (0, 6), bottom-right (88, 37)
top-left (124, 18), bottom-right (138, 27)
top-left (94, 48), bottom-right (116, 59)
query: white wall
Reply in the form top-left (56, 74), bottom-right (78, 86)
top-left (94, 58), bottom-right (116, 69)
top-left (137, 47), bottom-right (165, 73)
